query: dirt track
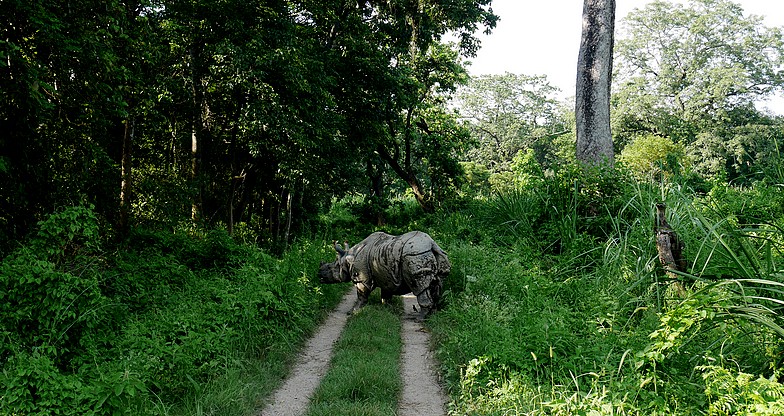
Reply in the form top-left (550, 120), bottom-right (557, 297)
top-left (398, 293), bottom-right (448, 416)
top-left (259, 290), bottom-right (447, 415)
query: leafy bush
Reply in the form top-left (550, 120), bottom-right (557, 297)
top-left (701, 365), bottom-right (784, 415)
top-left (619, 134), bottom-right (686, 180)
top-left (0, 205), bottom-right (110, 414)
top-left (0, 249), bottom-right (105, 354)
top-left (1, 205), bottom-right (348, 415)
top-left (2, 349), bottom-right (93, 415)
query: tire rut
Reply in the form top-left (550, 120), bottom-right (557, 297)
top-left (259, 290), bottom-right (355, 416)
top-left (398, 294), bottom-right (448, 416)
top-left (259, 290), bottom-right (447, 416)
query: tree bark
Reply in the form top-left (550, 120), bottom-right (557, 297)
top-left (377, 144), bottom-right (433, 213)
top-left (576, 0), bottom-right (615, 166)
top-left (119, 116), bottom-right (134, 233)
top-left (284, 185), bottom-right (293, 247)
top-left (654, 203), bottom-right (687, 296)
top-left (367, 158), bottom-right (386, 226)
top-left (189, 43), bottom-right (205, 223)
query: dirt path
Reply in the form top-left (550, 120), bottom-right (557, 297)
top-left (398, 294), bottom-right (448, 416)
top-left (259, 290), bottom-right (447, 416)
top-left (259, 290), bottom-right (355, 416)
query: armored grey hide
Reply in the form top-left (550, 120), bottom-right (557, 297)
top-left (319, 231), bottom-right (451, 318)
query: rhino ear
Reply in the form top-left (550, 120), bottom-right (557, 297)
top-left (334, 241), bottom-right (346, 256)
top-left (344, 254), bottom-right (355, 265)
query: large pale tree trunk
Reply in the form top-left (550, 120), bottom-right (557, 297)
top-left (575, 0), bottom-right (615, 166)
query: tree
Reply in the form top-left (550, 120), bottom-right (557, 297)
top-left (0, 0), bottom-right (498, 248)
top-left (575, 0), bottom-right (616, 166)
top-left (307, 0), bottom-right (498, 213)
top-left (376, 43), bottom-right (475, 212)
top-left (453, 73), bottom-right (566, 172)
top-left (616, 0), bottom-right (784, 125)
top-left (613, 0), bottom-right (784, 181)
top-left (1, 0), bottom-right (140, 240)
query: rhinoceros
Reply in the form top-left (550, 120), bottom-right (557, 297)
top-left (318, 231), bottom-right (451, 318)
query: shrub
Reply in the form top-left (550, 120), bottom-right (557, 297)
top-left (619, 134), bottom-right (686, 181)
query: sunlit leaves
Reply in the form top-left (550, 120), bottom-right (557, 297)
top-left (615, 0), bottom-right (784, 120)
top-left (452, 73), bottom-right (566, 172)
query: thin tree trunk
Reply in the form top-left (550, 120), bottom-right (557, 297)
top-left (190, 128), bottom-right (199, 221)
top-left (228, 178), bottom-right (235, 236)
top-left (377, 145), bottom-right (433, 213)
top-left (119, 116), bottom-right (134, 233)
top-left (575, 0), bottom-right (615, 166)
top-left (368, 158), bottom-right (385, 226)
top-left (284, 185), bottom-right (293, 248)
top-left (189, 43), bottom-right (204, 223)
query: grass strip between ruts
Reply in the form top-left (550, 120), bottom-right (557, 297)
top-left (305, 298), bottom-right (403, 416)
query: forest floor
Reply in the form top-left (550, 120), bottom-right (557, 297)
top-left (259, 289), bottom-right (447, 416)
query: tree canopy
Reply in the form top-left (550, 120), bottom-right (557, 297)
top-left (453, 73), bottom-right (564, 172)
top-left (613, 0), bottom-right (784, 181)
top-left (0, 0), bottom-right (497, 248)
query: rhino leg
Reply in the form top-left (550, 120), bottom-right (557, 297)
top-left (412, 278), bottom-right (443, 320)
top-left (350, 283), bottom-right (371, 314)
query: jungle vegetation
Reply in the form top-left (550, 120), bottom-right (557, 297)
top-left (2, 0), bottom-right (784, 414)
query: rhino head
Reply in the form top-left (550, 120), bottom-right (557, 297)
top-left (318, 241), bottom-right (354, 284)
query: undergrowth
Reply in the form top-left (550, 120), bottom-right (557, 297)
top-left (428, 169), bottom-right (784, 415)
top-left (0, 206), bottom-right (346, 415)
top-left (4, 163), bottom-right (784, 415)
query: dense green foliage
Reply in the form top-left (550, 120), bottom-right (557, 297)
top-left (613, 0), bottom-right (784, 183)
top-left (3, 0), bottom-right (784, 414)
top-left (0, 0), bottom-right (497, 252)
top-left (426, 168), bottom-right (784, 414)
top-left (0, 206), bottom-right (347, 414)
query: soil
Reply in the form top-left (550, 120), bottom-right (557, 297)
top-left (259, 290), bottom-right (355, 416)
top-left (398, 293), bottom-right (448, 416)
top-left (258, 290), bottom-right (448, 416)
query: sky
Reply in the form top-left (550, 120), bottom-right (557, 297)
top-left (464, 0), bottom-right (784, 114)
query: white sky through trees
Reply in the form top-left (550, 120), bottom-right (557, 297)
top-left (466, 0), bottom-right (784, 114)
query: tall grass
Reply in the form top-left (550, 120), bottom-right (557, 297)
top-left (429, 174), bottom-right (784, 415)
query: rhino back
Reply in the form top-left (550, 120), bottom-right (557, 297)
top-left (351, 231), bottom-right (449, 295)
top-left (397, 231), bottom-right (445, 295)
top-left (350, 232), bottom-right (401, 290)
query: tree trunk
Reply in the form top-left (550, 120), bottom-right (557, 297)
top-left (190, 126), bottom-right (199, 221)
top-left (377, 144), bottom-right (433, 213)
top-left (575, 0), bottom-right (615, 166)
top-left (654, 203), bottom-right (687, 296)
top-left (284, 185), bottom-right (293, 248)
top-left (367, 158), bottom-right (386, 226)
top-left (119, 116), bottom-right (134, 233)
top-left (189, 43), bottom-right (204, 223)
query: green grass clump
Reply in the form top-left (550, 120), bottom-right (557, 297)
top-left (427, 175), bottom-right (784, 415)
top-left (306, 299), bottom-right (402, 416)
